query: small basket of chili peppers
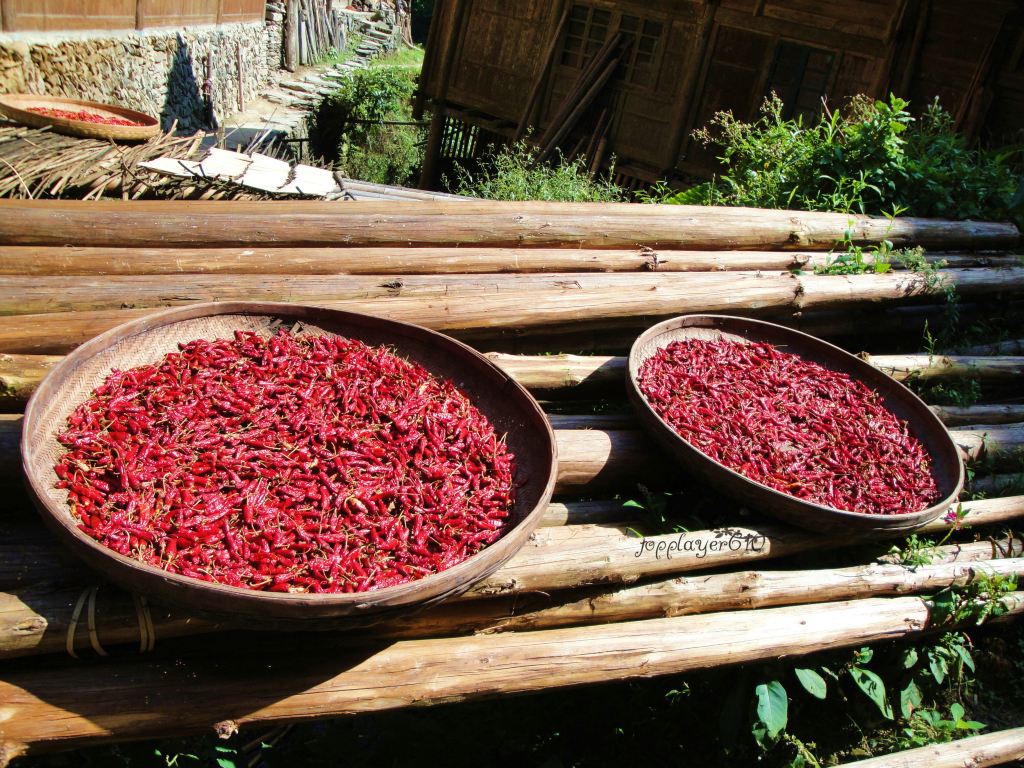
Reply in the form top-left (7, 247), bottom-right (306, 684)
top-left (627, 314), bottom-right (964, 534)
top-left (0, 94), bottom-right (159, 141)
top-left (22, 303), bottom-right (557, 624)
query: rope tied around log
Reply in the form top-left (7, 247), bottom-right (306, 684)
top-left (65, 586), bottom-right (155, 659)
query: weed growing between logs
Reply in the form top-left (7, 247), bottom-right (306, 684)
top-left (450, 140), bottom-right (625, 202)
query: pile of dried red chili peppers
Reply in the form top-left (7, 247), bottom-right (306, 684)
top-left (27, 106), bottom-right (144, 127)
top-left (56, 330), bottom-right (516, 593)
top-left (638, 338), bottom-right (939, 515)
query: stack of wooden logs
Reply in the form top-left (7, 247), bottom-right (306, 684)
top-left (0, 199), bottom-right (1022, 763)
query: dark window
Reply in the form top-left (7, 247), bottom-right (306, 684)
top-left (560, 4), bottom-right (665, 89)
top-left (560, 5), bottom-right (612, 69)
top-left (618, 14), bottom-right (663, 87)
top-left (765, 42), bottom-right (835, 123)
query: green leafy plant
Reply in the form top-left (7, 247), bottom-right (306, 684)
top-left (929, 570), bottom-right (1019, 626)
top-left (658, 94), bottom-right (1017, 223)
top-left (450, 140), bottom-right (624, 202)
top-left (622, 486), bottom-right (684, 535)
top-left (306, 66), bottom-right (425, 185)
top-left (898, 703), bottom-right (985, 749)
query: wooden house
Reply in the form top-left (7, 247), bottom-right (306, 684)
top-left (415, 0), bottom-right (1024, 190)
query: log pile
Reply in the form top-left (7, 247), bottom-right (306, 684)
top-left (0, 199), bottom-right (1021, 763)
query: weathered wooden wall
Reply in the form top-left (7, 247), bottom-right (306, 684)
top-left (418, 0), bottom-right (1024, 186)
top-left (0, 0), bottom-right (265, 32)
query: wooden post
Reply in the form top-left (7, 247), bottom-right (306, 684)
top-left (236, 42), bottom-right (244, 112)
top-left (134, 0), bottom-right (145, 30)
top-left (1, 0), bottom-right (18, 32)
top-left (417, 0), bottom-right (467, 189)
top-left (896, 0), bottom-right (929, 95)
top-left (419, 108), bottom-right (448, 190)
top-left (284, 0), bottom-right (299, 71)
top-left (514, 1), bottom-right (570, 141)
top-left (666, 0), bottom-right (719, 172)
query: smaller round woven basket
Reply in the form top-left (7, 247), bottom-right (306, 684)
top-left (627, 314), bottom-right (964, 534)
top-left (22, 303), bottom-right (558, 627)
top-left (0, 94), bottom-right (159, 141)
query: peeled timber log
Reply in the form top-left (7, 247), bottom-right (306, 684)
top-left (373, 554), bottom-right (1024, 639)
top-left (1, 497), bottom-right (1021, 659)
top-left (0, 595), bottom-right (1021, 758)
top-left (3, 269), bottom-right (1024, 317)
top-left (929, 404), bottom-right (1024, 426)
top-left (838, 726), bottom-right (1024, 768)
top-left (862, 353), bottom-right (1024, 382)
top-left (0, 246), bottom-right (1010, 276)
top-left (0, 200), bottom-right (1016, 250)
top-left (952, 424), bottom-right (1024, 470)
top-left (2, 265), bottom-right (1024, 355)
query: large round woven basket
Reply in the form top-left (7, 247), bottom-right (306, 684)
top-left (22, 303), bottom-right (558, 625)
top-left (0, 94), bottom-right (159, 141)
top-left (627, 314), bottom-right (964, 534)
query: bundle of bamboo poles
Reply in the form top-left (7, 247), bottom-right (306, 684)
top-left (0, 199), bottom-right (1022, 763)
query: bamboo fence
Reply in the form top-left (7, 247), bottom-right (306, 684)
top-left (0, 200), bottom-right (1020, 761)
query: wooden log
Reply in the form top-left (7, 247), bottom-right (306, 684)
top-left (3, 267), bottom-right (1024, 353)
top-left (0, 246), bottom-right (1010, 277)
top-left (0, 200), bottom-right (1016, 250)
top-left (796, 269), bottom-right (1024, 310)
top-left (0, 271), bottom-right (803, 316)
top-left (863, 353), bottom-right (1024, 382)
top-left (838, 726), bottom-right (1024, 767)
top-left (0, 494), bottom-right (1019, 659)
top-left (968, 473), bottom-right (1024, 496)
top-left (952, 424), bottom-right (1024, 470)
top-left (487, 352), bottom-right (626, 393)
top-left (0, 354), bottom-right (60, 409)
top-left (374, 554), bottom-right (1024, 639)
top-left (930, 404), bottom-right (1024, 426)
top-left (957, 338), bottom-right (1024, 356)
top-left (0, 595), bottom-right (1020, 757)
top-left (0, 273), bottom-right (800, 353)
top-left (284, 0), bottom-right (299, 71)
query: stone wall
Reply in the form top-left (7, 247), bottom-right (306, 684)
top-left (0, 22), bottom-right (273, 134)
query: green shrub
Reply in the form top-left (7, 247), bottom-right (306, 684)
top-left (660, 94), bottom-right (1019, 222)
top-left (451, 140), bottom-right (624, 202)
top-left (306, 66), bottom-right (424, 186)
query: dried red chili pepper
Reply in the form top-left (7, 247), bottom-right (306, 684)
top-left (26, 106), bottom-right (144, 127)
top-left (638, 338), bottom-right (939, 515)
top-left (56, 330), bottom-right (516, 593)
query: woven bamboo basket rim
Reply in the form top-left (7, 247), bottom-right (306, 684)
top-left (21, 302), bottom-right (558, 625)
top-left (627, 314), bottom-right (965, 534)
top-left (0, 94), bottom-right (160, 142)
